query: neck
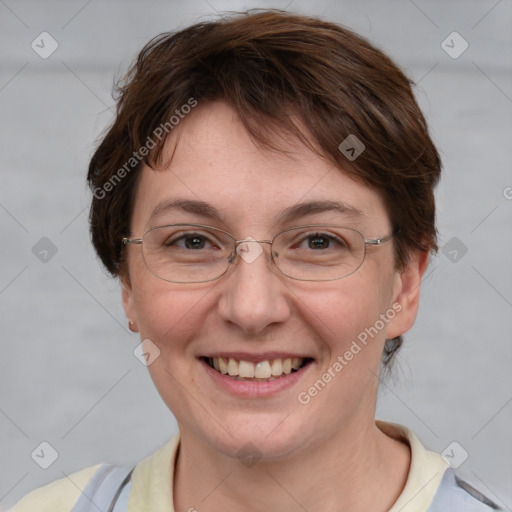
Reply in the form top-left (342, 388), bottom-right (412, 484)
top-left (173, 420), bottom-right (410, 512)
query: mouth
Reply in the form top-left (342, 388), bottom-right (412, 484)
top-left (201, 356), bottom-right (314, 382)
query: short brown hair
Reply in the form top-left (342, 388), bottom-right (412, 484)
top-left (87, 9), bottom-right (441, 368)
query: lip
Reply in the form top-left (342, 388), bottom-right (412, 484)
top-left (199, 357), bottom-right (314, 398)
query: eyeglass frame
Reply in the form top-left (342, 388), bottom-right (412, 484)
top-left (122, 223), bottom-right (396, 283)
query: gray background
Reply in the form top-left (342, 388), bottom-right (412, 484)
top-left (1, 0), bottom-right (511, 509)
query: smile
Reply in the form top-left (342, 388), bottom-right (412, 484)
top-left (203, 356), bottom-right (313, 381)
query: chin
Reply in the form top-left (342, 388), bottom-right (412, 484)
top-left (182, 407), bottom-right (316, 463)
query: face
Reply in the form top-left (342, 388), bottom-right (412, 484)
top-left (123, 101), bottom-right (425, 460)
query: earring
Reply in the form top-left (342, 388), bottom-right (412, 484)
top-left (128, 321), bottom-right (137, 332)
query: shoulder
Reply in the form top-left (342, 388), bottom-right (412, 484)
top-left (428, 468), bottom-right (504, 511)
top-left (377, 421), bottom-right (504, 512)
top-left (8, 464), bottom-right (104, 512)
top-left (9, 435), bottom-right (181, 512)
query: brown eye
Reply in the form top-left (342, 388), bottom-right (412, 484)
top-left (307, 234), bottom-right (331, 250)
top-left (296, 232), bottom-right (347, 251)
top-left (164, 232), bottom-right (215, 250)
top-left (183, 235), bottom-right (208, 249)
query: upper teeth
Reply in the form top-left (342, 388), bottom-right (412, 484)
top-left (210, 357), bottom-right (303, 379)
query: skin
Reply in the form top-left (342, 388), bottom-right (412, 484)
top-left (122, 101), bottom-right (428, 512)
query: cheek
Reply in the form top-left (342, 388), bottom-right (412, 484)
top-left (298, 277), bottom-right (393, 367)
top-left (131, 282), bottom-right (210, 414)
top-left (132, 278), bottom-right (207, 355)
top-left (293, 283), bottom-right (393, 424)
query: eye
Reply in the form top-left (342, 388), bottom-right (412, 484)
top-left (164, 232), bottom-right (215, 250)
top-left (297, 232), bottom-right (348, 250)
top-left (305, 233), bottom-right (331, 250)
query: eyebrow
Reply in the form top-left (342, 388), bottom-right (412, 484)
top-left (150, 199), bottom-right (218, 221)
top-left (149, 198), bottom-right (364, 224)
top-left (277, 199), bottom-right (364, 223)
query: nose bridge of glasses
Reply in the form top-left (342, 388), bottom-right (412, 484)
top-left (230, 237), bottom-right (274, 265)
top-left (234, 238), bottom-right (272, 246)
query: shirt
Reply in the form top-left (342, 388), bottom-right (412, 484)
top-left (8, 421), bottom-right (495, 511)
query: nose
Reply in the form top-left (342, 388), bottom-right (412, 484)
top-left (217, 240), bottom-right (291, 334)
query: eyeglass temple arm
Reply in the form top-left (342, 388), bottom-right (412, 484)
top-left (364, 229), bottom-right (398, 246)
top-left (122, 237), bottom-right (142, 245)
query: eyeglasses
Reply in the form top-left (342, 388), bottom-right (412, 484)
top-left (122, 224), bottom-right (395, 283)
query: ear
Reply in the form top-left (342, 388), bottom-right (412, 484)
top-left (121, 276), bottom-right (138, 332)
top-left (385, 250), bottom-right (429, 340)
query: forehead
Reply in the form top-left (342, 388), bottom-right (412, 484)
top-left (131, 101), bottom-right (390, 233)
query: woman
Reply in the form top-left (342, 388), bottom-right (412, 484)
top-left (11, 10), bottom-right (502, 512)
